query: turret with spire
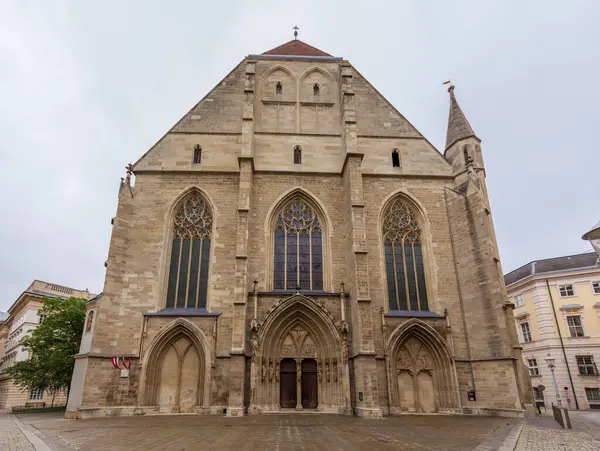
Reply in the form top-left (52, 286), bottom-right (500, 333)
top-left (444, 85), bottom-right (484, 183)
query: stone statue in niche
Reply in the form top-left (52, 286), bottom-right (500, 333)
top-left (318, 360), bottom-right (323, 382)
top-left (333, 358), bottom-right (338, 383)
top-left (250, 334), bottom-right (259, 361)
top-left (275, 361), bottom-right (280, 382)
top-left (297, 361), bottom-right (301, 382)
top-left (268, 358), bottom-right (273, 382)
top-left (325, 359), bottom-right (331, 383)
top-left (341, 337), bottom-right (348, 362)
top-left (261, 357), bottom-right (266, 382)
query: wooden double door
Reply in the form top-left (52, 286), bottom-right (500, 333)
top-left (280, 358), bottom-right (318, 409)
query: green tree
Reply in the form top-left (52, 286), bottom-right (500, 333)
top-left (6, 296), bottom-right (87, 406)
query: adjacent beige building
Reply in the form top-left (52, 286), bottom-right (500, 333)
top-left (0, 280), bottom-right (93, 411)
top-left (505, 252), bottom-right (600, 410)
top-left (66, 38), bottom-right (533, 419)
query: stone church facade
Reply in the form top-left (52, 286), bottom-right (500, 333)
top-left (66, 39), bottom-right (533, 419)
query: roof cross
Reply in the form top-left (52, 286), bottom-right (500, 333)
top-left (293, 25), bottom-right (299, 40)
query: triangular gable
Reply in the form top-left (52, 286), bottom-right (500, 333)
top-left (352, 69), bottom-right (423, 139)
top-left (133, 60), bottom-right (246, 169)
top-left (262, 39), bottom-right (332, 57)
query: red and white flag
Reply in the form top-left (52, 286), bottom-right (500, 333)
top-left (111, 357), bottom-right (121, 369)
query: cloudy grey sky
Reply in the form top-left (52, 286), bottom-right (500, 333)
top-left (1, 1), bottom-right (598, 311)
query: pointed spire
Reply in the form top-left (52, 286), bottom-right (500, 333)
top-left (445, 85), bottom-right (477, 150)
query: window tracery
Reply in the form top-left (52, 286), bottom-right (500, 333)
top-left (166, 194), bottom-right (213, 309)
top-left (383, 199), bottom-right (428, 311)
top-left (273, 199), bottom-right (323, 291)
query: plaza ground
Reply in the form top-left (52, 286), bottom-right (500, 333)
top-left (3, 411), bottom-right (600, 450)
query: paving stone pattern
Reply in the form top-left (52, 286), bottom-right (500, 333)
top-left (0, 413), bottom-right (34, 451)
top-left (21, 414), bottom-right (510, 451)
top-left (515, 425), bottom-right (600, 451)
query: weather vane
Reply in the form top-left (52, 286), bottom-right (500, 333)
top-left (293, 25), bottom-right (299, 40)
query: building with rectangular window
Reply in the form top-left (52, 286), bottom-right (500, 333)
top-left (505, 252), bottom-right (600, 410)
top-left (0, 280), bottom-right (93, 411)
top-left (65, 38), bottom-right (533, 419)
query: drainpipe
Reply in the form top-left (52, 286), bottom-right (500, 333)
top-left (546, 278), bottom-right (579, 409)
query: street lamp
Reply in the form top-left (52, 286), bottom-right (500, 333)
top-left (545, 355), bottom-right (562, 408)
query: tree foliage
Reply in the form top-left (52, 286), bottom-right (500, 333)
top-left (6, 296), bottom-right (87, 404)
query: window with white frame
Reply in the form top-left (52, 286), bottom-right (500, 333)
top-left (593, 281), bottom-right (600, 295)
top-left (527, 358), bottom-right (540, 376)
top-left (29, 388), bottom-right (43, 400)
top-left (585, 388), bottom-right (600, 402)
top-left (577, 356), bottom-right (598, 375)
top-left (39, 314), bottom-right (46, 324)
top-left (520, 322), bottom-right (532, 343)
top-left (559, 284), bottom-right (575, 297)
top-left (514, 295), bottom-right (524, 307)
top-left (567, 315), bottom-right (585, 337)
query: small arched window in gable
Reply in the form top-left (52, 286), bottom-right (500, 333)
top-left (463, 147), bottom-right (469, 165)
top-left (293, 145), bottom-right (302, 165)
top-left (313, 83), bottom-right (320, 96)
top-left (193, 145), bottom-right (202, 164)
top-left (86, 310), bottom-right (94, 332)
top-left (166, 194), bottom-right (213, 309)
top-left (392, 149), bottom-right (400, 168)
top-left (383, 199), bottom-right (428, 312)
top-left (276, 81), bottom-right (282, 95)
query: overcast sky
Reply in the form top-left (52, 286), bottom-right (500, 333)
top-left (0, 1), bottom-right (598, 311)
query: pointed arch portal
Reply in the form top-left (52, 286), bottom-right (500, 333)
top-left (386, 319), bottom-right (459, 413)
top-left (250, 294), bottom-right (349, 413)
top-left (142, 319), bottom-right (209, 413)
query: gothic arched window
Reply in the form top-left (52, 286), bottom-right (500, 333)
top-left (293, 145), bottom-right (302, 164)
top-left (392, 149), bottom-right (400, 168)
top-left (166, 194), bottom-right (213, 309)
top-left (273, 199), bottom-right (323, 291)
top-left (85, 310), bottom-right (94, 332)
top-left (383, 199), bottom-right (428, 311)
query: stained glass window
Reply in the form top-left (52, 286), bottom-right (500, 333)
top-left (273, 199), bottom-right (323, 291)
top-left (383, 199), bottom-right (429, 311)
top-left (166, 194), bottom-right (212, 309)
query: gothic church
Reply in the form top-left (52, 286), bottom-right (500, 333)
top-left (66, 39), bottom-right (533, 418)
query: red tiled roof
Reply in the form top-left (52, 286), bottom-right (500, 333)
top-left (262, 39), bottom-right (332, 57)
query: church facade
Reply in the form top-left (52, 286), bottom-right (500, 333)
top-left (66, 39), bottom-right (533, 418)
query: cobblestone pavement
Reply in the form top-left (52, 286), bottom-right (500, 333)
top-left (0, 413), bottom-right (35, 451)
top-left (515, 424), bottom-right (600, 451)
top-left (18, 413), bottom-right (512, 451)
